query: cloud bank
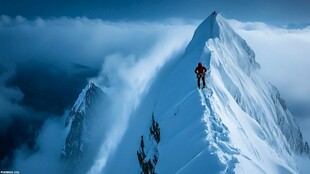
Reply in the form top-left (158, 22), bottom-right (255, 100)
top-left (12, 116), bottom-right (67, 174)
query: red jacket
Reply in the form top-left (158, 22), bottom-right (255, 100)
top-left (195, 64), bottom-right (207, 74)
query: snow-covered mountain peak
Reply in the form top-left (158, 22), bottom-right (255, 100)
top-left (63, 12), bottom-right (309, 174)
top-left (178, 13), bottom-right (307, 173)
top-left (185, 12), bottom-right (259, 76)
top-left (65, 82), bottom-right (103, 127)
top-left (135, 13), bottom-right (307, 174)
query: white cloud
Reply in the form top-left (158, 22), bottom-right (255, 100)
top-left (0, 63), bottom-right (25, 132)
top-left (0, 15), bottom-right (197, 68)
top-left (12, 115), bottom-right (67, 174)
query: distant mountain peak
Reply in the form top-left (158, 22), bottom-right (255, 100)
top-left (62, 82), bottom-right (107, 170)
top-left (65, 82), bottom-right (103, 127)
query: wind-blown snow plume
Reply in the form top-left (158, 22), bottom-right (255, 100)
top-left (87, 26), bottom-right (194, 174)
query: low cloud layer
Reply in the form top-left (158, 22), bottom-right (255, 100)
top-left (11, 116), bottom-right (67, 174)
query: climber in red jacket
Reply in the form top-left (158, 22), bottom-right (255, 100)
top-left (195, 62), bottom-right (207, 88)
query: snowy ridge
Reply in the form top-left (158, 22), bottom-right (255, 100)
top-left (199, 88), bottom-right (239, 173)
top-left (154, 13), bottom-right (306, 173)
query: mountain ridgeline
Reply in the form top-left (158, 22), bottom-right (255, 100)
top-left (61, 12), bottom-right (309, 174)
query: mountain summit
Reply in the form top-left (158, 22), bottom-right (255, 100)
top-left (66, 13), bottom-right (309, 174)
top-left (143, 12), bottom-right (308, 174)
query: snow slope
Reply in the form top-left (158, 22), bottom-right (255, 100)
top-left (92, 13), bottom-right (308, 174)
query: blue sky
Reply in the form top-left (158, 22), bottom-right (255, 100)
top-left (0, 0), bottom-right (309, 171)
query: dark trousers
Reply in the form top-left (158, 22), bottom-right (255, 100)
top-left (197, 73), bottom-right (206, 88)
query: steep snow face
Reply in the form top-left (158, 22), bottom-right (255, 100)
top-left (99, 13), bottom-right (308, 174)
top-left (153, 13), bottom-right (307, 174)
top-left (61, 83), bottom-right (107, 172)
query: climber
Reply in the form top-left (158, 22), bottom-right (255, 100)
top-left (194, 62), bottom-right (207, 89)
